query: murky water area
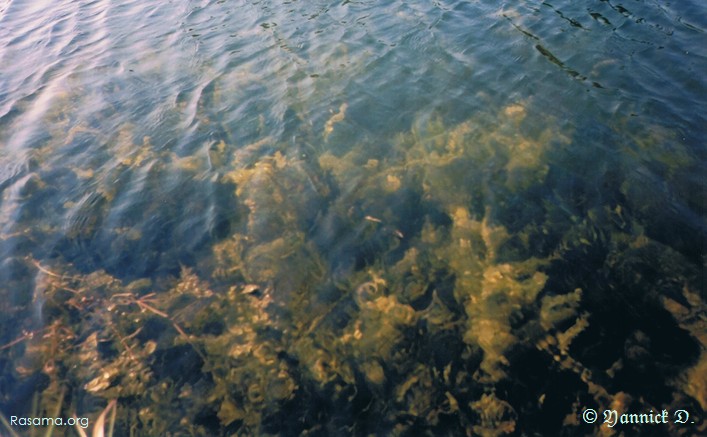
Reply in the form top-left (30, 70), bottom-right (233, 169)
top-left (1, 0), bottom-right (705, 435)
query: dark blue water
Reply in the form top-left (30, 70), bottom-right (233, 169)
top-left (1, 0), bottom-right (705, 435)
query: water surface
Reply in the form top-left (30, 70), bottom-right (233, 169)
top-left (1, 0), bottom-right (705, 435)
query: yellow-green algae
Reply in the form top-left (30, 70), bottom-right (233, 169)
top-left (1, 100), bottom-right (705, 436)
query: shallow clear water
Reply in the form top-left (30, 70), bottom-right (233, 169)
top-left (1, 0), bottom-right (705, 272)
top-left (1, 0), bottom-right (706, 435)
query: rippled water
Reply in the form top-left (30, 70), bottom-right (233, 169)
top-left (1, 0), bottom-right (706, 435)
top-left (1, 0), bottom-right (705, 271)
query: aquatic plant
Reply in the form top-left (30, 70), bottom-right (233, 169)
top-left (0, 100), bottom-right (704, 436)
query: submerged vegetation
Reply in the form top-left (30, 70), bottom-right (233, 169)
top-left (1, 96), bottom-right (705, 436)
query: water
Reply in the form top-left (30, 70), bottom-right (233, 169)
top-left (1, 0), bottom-right (705, 435)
